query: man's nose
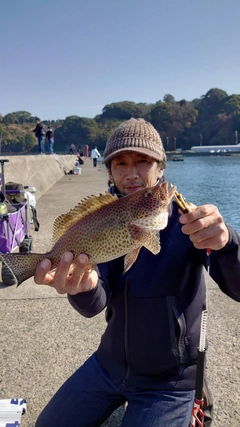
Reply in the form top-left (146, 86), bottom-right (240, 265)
top-left (126, 165), bottom-right (139, 179)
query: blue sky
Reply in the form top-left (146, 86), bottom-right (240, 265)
top-left (1, 0), bottom-right (239, 120)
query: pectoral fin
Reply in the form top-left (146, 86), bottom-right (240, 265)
top-left (143, 232), bottom-right (160, 254)
top-left (129, 225), bottom-right (160, 255)
top-left (124, 248), bottom-right (141, 273)
top-left (123, 227), bottom-right (161, 273)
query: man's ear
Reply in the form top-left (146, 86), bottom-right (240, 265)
top-left (157, 169), bottom-right (164, 179)
top-left (108, 171), bottom-right (113, 183)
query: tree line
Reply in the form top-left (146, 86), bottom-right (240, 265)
top-left (1, 88), bottom-right (240, 154)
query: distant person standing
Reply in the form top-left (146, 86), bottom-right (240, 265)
top-left (85, 144), bottom-right (89, 157)
top-left (69, 144), bottom-right (75, 154)
top-left (46, 126), bottom-right (54, 154)
top-left (32, 117), bottom-right (46, 154)
top-left (90, 146), bottom-right (100, 167)
top-left (76, 150), bottom-right (84, 165)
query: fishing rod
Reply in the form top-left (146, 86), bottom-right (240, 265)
top-left (53, 154), bottom-right (68, 171)
top-left (190, 312), bottom-right (208, 427)
top-left (174, 190), bottom-right (210, 427)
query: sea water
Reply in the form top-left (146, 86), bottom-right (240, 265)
top-left (165, 156), bottom-right (240, 234)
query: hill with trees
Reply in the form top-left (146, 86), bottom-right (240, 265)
top-left (1, 88), bottom-right (240, 154)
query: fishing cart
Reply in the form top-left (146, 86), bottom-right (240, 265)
top-left (0, 159), bottom-right (39, 285)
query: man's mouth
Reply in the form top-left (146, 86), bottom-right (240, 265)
top-left (125, 185), bottom-right (142, 193)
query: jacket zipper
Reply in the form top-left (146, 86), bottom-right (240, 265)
top-left (123, 275), bottom-right (131, 381)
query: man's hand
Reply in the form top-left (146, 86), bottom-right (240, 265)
top-left (34, 252), bottom-right (98, 295)
top-left (179, 203), bottom-right (229, 251)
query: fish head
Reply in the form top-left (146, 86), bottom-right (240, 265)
top-left (126, 181), bottom-right (177, 231)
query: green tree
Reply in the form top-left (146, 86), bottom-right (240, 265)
top-left (230, 113), bottom-right (240, 134)
top-left (150, 102), bottom-right (171, 132)
top-left (3, 113), bottom-right (15, 124)
top-left (24, 133), bottom-right (36, 150)
top-left (199, 88), bottom-right (228, 117)
top-left (191, 98), bottom-right (201, 108)
top-left (2, 87), bottom-right (240, 153)
top-left (0, 126), bottom-right (13, 151)
top-left (150, 100), bottom-right (198, 149)
top-left (222, 95), bottom-right (240, 115)
top-left (13, 111), bottom-right (32, 123)
top-left (163, 94), bottom-right (175, 103)
top-left (99, 101), bottom-right (152, 122)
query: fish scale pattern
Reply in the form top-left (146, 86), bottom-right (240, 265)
top-left (0, 182), bottom-right (176, 285)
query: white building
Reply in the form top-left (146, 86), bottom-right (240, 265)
top-left (191, 143), bottom-right (240, 154)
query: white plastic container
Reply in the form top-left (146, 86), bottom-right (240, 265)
top-left (75, 167), bottom-right (81, 175)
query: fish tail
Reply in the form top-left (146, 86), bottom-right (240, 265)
top-left (0, 252), bottom-right (46, 286)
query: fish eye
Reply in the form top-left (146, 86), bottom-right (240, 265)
top-left (144, 190), bottom-right (152, 198)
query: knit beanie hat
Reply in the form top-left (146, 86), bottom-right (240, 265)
top-left (102, 118), bottom-right (167, 167)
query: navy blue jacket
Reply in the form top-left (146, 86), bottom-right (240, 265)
top-left (68, 201), bottom-right (240, 390)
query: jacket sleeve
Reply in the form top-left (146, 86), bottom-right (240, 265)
top-left (67, 266), bottom-right (110, 318)
top-left (208, 225), bottom-right (240, 302)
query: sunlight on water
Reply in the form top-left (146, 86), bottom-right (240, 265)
top-left (165, 156), bottom-right (240, 234)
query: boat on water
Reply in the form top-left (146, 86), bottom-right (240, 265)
top-left (191, 143), bottom-right (240, 155)
top-left (167, 154), bottom-right (184, 161)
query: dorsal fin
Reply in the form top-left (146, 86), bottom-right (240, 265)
top-left (52, 192), bottom-right (118, 243)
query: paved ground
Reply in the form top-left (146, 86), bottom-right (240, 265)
top-left (0, 157), bottom-right (239, 426)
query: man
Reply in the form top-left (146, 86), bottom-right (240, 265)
top-left (34, 118), bottom-right (240, 427)
top-left (69, 143), bottom-right (75, 154)
top-left (90, 145), bottom-right (101, 167)
top-left (32, 117), bottom-right (45, 154)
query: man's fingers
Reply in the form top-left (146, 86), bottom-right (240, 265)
top-left (34, 252), bottom-right (96, 293)
top-left (34, 259), bottom-right (52, 284)
top-left (69, 254), bottom-right (90, 281)
top-left (78, 254), bottom-right (89, 265)
top-left (61, 252), bottom-right (74, 265)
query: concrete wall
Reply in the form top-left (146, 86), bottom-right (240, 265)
top-left (0, 155), bottom-right (77, 200)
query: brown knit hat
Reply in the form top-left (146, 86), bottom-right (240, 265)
top-left (102, 118), bottom-right (167, 167)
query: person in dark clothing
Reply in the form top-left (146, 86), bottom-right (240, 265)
top-left (34, 118), bottom-right (240, 427)
top-left (46, 126), bottom-right (54, 154)
top-left (32, 117), bottom-right (45, 154)
top-left (76, 150), bottom-right (84, 165)
top-left (69, 144), bottom-right (75, 154)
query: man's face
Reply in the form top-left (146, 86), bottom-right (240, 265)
top-left (109, 151), bottom-right (163, 195)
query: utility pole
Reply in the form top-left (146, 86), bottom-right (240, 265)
top-left (0, 133), bottom-right (2, 155)
top-left (200, 134), bottom-right (202, 146)
top-left (174, 138), bottom-right (176, 151)
top-left (235, 130), bottom-right (238, 145)
top-left (166, 136), bottom-right (169, 152)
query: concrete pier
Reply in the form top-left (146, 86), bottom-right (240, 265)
top-left (0, 157), bottom-right (239, 426)
top-left (0, 154), bottom-right (78, 200)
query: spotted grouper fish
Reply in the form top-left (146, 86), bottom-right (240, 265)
top-left (0, 182), bottom-right (176, 286)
